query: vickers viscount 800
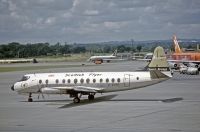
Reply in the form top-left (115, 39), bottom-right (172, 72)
top-left (11, 46), bottom-right (172, 103)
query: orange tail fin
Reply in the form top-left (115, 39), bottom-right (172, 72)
top-left (173, 35), bottom-right (182, 53)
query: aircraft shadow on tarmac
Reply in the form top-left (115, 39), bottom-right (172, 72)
top-left (58, 96), bottom-right (183, 109)
top-left (59, 94), bottom-right (183, 109)
top-left (21, 95), bottom-right (183, 109)
top-left (59, 94), bottom-right (118, 109)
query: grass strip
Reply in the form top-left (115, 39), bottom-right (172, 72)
top-left (0, 64), bottom-right (90, 73)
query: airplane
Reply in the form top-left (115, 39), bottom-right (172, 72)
top-left (0, 58), bottom-right (37, 64)
top-left (138, 35), bottom-right (200, 71)
top-left (136, 55), bottom-right (179, 70)
top-left (170, 35), bottom-right (200, 68)
top-left (88, 49), bottom-right (121, 64)
top-left (179, 63), bottom-right (199, 75)
top-left (11, 46), bottom-right (172, 103)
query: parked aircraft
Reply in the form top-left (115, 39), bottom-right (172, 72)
top-left (179, 63), bottom-right (199, 75)
top-left (11, 46), bottom-right (172, 103)
top-left (0, 58), bottom-right (37, 64)
top-left (88, 49), bottom-right (120, 64)
top-left (169, 35), bottom-right (200, 68)
top-left (136, 55), bottom-right (179, 70)
top-left (138, 35), bottom-right (200, 71)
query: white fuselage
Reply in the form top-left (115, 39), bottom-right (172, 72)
top-left (89, 55), bottom-right (116, 61)
top-left (13, 72), bottom-right (168, 94)
top-left (179, 66), bottom-right (199, 75)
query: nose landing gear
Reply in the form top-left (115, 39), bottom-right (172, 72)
top-left (28, 93), bottom-right (33, 102)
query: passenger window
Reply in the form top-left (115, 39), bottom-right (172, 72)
top-left (56, 79), bottom-right (59, 84)
top-left (80, 78), bottom-right (84, 84)
top-left (106, 78), bottom-right (109, 83)
top-left (86, 78), bottom-right (90, 84)
top-left (100, 78), bottom-right (103, 83)
top-left (39, 80), bottom-right (42, 84)
top-left (74, 79), bottom-right (78, 84)
top-left (111, 78), bottom-right (115, 83)
top-left (45, 79), bottom-right (48, 84)
top-left (67, 79), bottom-right (71, 83)
top-left (117, 78), bottom-right (120, 83)
top-left (93, 79), bottom-right (96, 83)
top-left (62, 79), bottom-right (65, 84)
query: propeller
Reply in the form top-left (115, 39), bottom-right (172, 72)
top-left (38, 91), bottom-right (45, 100)
top-left (37, 85), bottom-right (45, 100)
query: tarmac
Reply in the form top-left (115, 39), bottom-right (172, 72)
top-left (0, 61), bottom-right (200, 132)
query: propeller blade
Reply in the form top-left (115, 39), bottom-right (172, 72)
top-left (38, 93), bottom-right (40, 99)
top-left (42, 93), bottom-right (45, 99)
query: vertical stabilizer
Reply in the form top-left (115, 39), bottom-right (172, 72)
top-left (173, 35), bottom-right (182, 53)
top-left (148, 46), bottom-right (169, 70)
top-left (111, 49), bottom-right (118, 56)
top-left (148, 46), bottom-right (172, 78)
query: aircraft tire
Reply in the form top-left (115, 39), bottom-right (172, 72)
top-left (28, 98), bottom-right (33, 102)
top-left (73, 97), bottom-right (80, 103)
top-left (88, 95), bottom-right (94, 100)
top-left (196, 71), bottom-right (199, 75)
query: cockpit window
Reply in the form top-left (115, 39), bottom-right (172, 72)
top-left (19, 76), bottom-right (30, 82)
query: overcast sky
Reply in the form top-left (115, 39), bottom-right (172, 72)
top-left (0, 0), bottom-right (200, 43)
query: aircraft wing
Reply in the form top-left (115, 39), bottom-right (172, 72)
top-left (102, 58), bottom-right (127, 61)
top-left (167, 59), bottom-right (200, 63)
top-left (137, 58), bottom-right (200, 64)
top-left (48, 86), bottom-right (103, 93)
top-left (73, 86), bottom-right (102, 93)
top-left (135, 58), bottom-right (151, 61)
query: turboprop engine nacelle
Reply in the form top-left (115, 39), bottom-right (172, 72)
top-left (168, 62), bottom-right (179, 69)
top-left (187, 63), bottom-right (199, 68)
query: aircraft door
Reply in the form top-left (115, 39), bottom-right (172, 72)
top-left (124, 74), bottom-right (130, 87)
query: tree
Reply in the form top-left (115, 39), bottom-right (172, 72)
top-left (117, 45), bottom-right (126, 52)
top-left (187, 44), bottom-right (193, 49)
top-left (103, 45), bottom-right (111, 53)
top-left (60, 44), bottom-right (71, 54)
top-left (136, 45), bottom-right (142, 52)
top-left (72, 47), bottom-right (86, 53)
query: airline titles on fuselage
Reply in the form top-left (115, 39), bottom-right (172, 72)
top-left (65, 73), bottom-right (102, 77)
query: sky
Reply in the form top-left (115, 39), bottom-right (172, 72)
top-left (0, 0), bottom-right (200, 44)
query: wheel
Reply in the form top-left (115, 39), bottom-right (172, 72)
top-left (28, 98), bottom-right (33, 102)
top-left (88, 95), bottom-right (94, 100)
top-left (73, 97), bottom-right (80, 103)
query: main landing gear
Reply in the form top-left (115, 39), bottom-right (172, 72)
top-left (73, 97), bottom-right (80, 103)
top-left (71, 93), bottom-right (95, 103)
top-left (88, 94), bottom-right (94, 100)
top-left (28, 93), bottom-right (33, 102)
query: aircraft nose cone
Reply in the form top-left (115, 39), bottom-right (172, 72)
top-left (11, 85), bottom-right (14, 91)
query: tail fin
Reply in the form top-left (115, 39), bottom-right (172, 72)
top-left (173, 35), bottom-right (182, 53)
top-left (111, 49), bottom-right (118, 56)
top-left (148, 46), bottom-right (170, 70)
top-left (148, 46), bottom-right (172, 78)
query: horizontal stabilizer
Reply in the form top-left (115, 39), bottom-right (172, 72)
top-left (150, 70), bottom-right (169, 79)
